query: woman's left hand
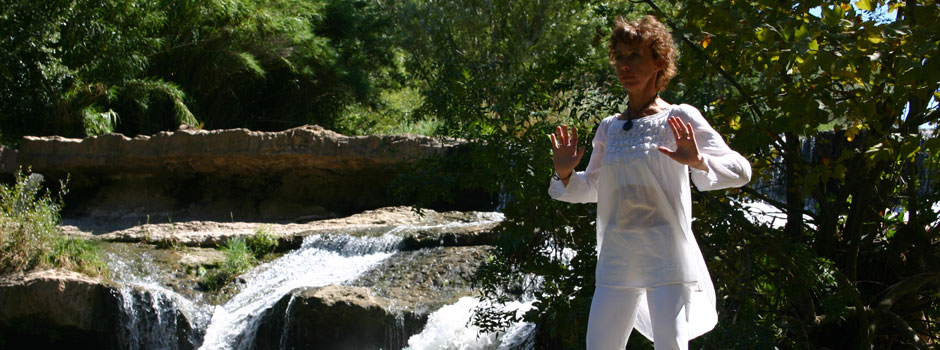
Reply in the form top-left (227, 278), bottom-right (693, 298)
top-left (658, 116), bottom-right (707, 171)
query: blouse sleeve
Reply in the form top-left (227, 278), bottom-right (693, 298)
top-left (677, 104), bottom-right (752, 191)
top-left (547, 118), bottom-right (609, 203)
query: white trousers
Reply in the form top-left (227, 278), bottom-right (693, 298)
top-left (586, 284), bottom-right (690, 350)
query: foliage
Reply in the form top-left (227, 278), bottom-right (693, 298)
top-left (203, 237), bottom-right (256, 292)
top-left (391, 0), bottom-right (651, 347)
top-left (0, 0), bottom-right (399, 142)
top-left (221, 238), bottom-right (255, 275)
top-left (335, 86), bottom-right (442, 136)
top-left (395, 0), bottom-right (939, 348)
top-left (0, 169), bottom-right (105, 276)
top-left (246, 225), bottom-right (278, 259)
top-left (204, 228), bottom-right (280, 291)
top-left (663, 0), bottom-right (940, 347)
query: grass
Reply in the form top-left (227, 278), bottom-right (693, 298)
top-left (202, 226), bottom-right (281, 292)
top-left (203, 237), bottom-right (254, 291)
top-left (0, 169), bottom-right (106, 276)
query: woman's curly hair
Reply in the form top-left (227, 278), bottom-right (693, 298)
top-left (609, 15), bottom-right (678, 92)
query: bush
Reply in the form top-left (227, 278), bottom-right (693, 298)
top-left (0, 169), bottom-right (105, 276)
top-left (203, 236), bottom-right (260, 292)
top-left (246, 225), bottom-right (278, 259)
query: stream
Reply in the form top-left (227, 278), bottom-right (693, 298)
top-left (103, 211), bottom-right (535, 350)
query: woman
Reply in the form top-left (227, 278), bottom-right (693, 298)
top-left (548, 16), bottom-right (751, 349)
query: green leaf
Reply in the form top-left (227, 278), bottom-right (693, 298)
top-left (794, 24), bottom-right (810, 39)
top-left (899, 140), bottom-right (922, 161)
top-left (756, 27), bottom-right (771, 42)
top-left (237, 52), bottom-right (266, 77)
top-left (855, 0), bottom-right (874, 12)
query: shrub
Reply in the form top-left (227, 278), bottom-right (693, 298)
top-left (203, 237), bottom-right (256, 291)
top-left (246, 225), bottom-right (278, 259)
top-left (0, 169), bottom-right (105, 276)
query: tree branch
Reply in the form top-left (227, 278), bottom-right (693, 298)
top-left (640, 0), bottom-right (765, 123)
top-left (639, 0), bottom-right (801, 167)
top-left (900, 106), bottom-right (939, 135)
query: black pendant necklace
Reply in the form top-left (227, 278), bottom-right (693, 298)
top-left (622, 95), bottom-right (658, 132)
top-left (622, 118), bottom-right (634, 132)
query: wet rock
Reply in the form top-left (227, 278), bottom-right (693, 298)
top-left (0, 270), bottom-right (120, 349)
top-left (177, 248), bottom-right (226, 268)
top-left (251, 246), bottom-right (490, 350)
top-left (398, 225), bottom-right (496, 251)
top-left (253, 285), bottom-right (426, 350)
top-left (353, 246), bottom-right (490, 314)
top-left (64, 206), bottom-right (500, 250)
top-left (113, 286), bottom-right (206, 350)
top-left (0, 270), bottom-right (205, 350)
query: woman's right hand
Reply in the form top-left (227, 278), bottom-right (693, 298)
top-left (550, 125), bottom-right (586, 183)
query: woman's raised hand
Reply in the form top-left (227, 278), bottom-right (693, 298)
top-left (658, 116), bottom-right (707, 171)
top-left (550, 125), bottom-right (586, 181)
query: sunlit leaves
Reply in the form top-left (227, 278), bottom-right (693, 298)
top-left (673, 0), bottom-right (940, 346)
top-left (0, 0), bottom-right (397, 139)
top-left (855, 0), bottom-right (875, 12)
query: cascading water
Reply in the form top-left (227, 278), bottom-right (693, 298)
top-left (404, 297), bottom-right (536, 350)
top-left (104, 211), bottom-right (539, 350)
top-left (107, 250), bottom-right (212, 350)
top-left (198, 232), bottom-right (403, 350)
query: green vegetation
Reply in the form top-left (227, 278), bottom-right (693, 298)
top-left (0, 169), bottom-right (105, 276)
top-left (246, 225), bottom-right (278, 259)
top-left (203, 237), bottom-right (255, 292)
top-left (336, 87), bottom-right (442, 136)
top-left (1, 0), bottom-right (938, 348)
top-left (203, 226), bottom-right (281, 292)
top-left (0, 0), bottom-right (399, 142)
top-left (391, 0), bottom-right (940, 348)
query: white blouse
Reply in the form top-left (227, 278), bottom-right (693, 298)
top-left (548, 104), bottom-right (751, 340)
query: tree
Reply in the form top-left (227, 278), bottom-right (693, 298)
top-left (391, 0), bottom-right (671, 347)
top-left (662, 0), bottom-right (940, 347)
top-left (397, 0), bottom-right (940, 348)
top-left (0, 0), bottom-right (397, 141)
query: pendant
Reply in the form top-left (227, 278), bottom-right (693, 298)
top-left (622, 119), bottom-right (633, 132)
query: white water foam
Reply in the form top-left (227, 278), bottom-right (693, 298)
top-left (198, 233), bottom-right (399, 350)
top-left (405, 297), bottom-right (535, 350)
top-left (108, 252), bottom-right (212, 350)
top-left (107, 211), bottom-right (509, 350)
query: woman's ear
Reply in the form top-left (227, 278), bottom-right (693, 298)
top-left (655, 57), bottom-right (667, 70)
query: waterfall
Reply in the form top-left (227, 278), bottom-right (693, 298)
top-left (115, 287), bottom-right (209, 350)
top-left (304, 231), bottom-right (407, 256)
top-left (198, 234), bottom-right (400, 350)
top-left (277, 295), bottom-right (298, 350)
top-left (404, 297), bottom-right (536, 350)
top-left (108, 251), bottom-right (212, 350)
top-left (103, 210), bottom-right (540, 350)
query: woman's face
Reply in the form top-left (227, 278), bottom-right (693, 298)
top-left (612, 41), bottom-right (664, 94)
